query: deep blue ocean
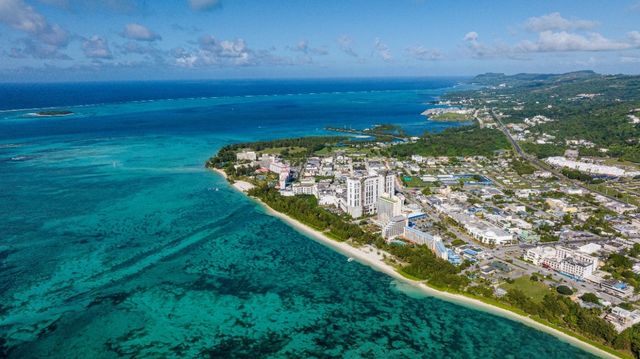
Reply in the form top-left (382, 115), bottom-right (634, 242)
top-left (0, 78), bottom-right (595, 358)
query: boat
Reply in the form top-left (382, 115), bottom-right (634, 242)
top-left (347, 257), bottom-right (354, 262)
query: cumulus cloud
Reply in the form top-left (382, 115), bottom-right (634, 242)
top-left (82, 35), bottom-right (113, 59)
top-left (463, 31), bottom-right (491, 58)
top-left (373, 38), bottom-right (392, 62)
top-left (288, 40), bottom-right (328, 56)
top-left (517, 31), bottom-right (631, 52)
top-left (524, 12), bottom-right (598, 32)
top-left (405, 45), bottom-right (442, 61)
top-left (8, 38), bottom-right (71, 59)
top-left (0, 0), bottom-right (70, 58)
top-left (121, 23), bottom-right (161, 42)
top-left (337, 35), bottom-right (358, 58)
top-left (0, 0), bottom-right (69, 46)
top-left (172, 35), bottom-right (289, 68)
top-left (188, 0), bottom-right (220, 11)
top-left (117, 41), bottom-right (167, 64)
top-left (463, 31), bottom-right (478, 42)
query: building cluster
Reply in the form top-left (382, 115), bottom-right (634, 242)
top-left (525, 246), bottom-right (599, 280)
top-left (236, 150), bottom-right (291, 188)
top-left (421, 107), bottom-right (472, 117)
top-left (546, 156), bottom-right (640, 178)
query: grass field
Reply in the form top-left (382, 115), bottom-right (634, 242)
top-left (401, 176), bottom-right (428, 188)
top-left (499, 276), bottom-right (553, 302)
top-left (260, 146), bottom-right (306, 155)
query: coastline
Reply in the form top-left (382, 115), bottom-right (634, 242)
top-left (216, 171), bottom-right (620, 359)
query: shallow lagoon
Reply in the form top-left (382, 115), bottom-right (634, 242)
top-left (0, 80), bottom-right (594, 358)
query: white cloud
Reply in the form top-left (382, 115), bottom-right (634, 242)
top-left (0, 0), bottom-right (69, 46)
top-left (288, 40), bottom-right (328, 56)
top-left (82, 35), bottom-right (113, 59)
top-left (463, 31), bottom-right (478, 42)
top-left (173, 35), bottom-right (289, 68)
top-left (517, 31), bottom-right (631, 52)
top-left (628, 31), bottom-right (640, 46)
top-left (524, 12), bottom-right (598, 32)
top-left (8, 38), bottom-right (71, 59)
top-left (463, 31), bottom-right (491, 58)
top-left (337, 35), bottom-right (358, 58)
top-left (374, 38), bottom-right (392, 62)
top-left (188, 0), bottom-right (220, 11)
top-left (122, 23), bottom-right (161, 42)
top-left (405, 45), bottom-right (442, 61)
top-left (0, 0), bottom-right (70, 59)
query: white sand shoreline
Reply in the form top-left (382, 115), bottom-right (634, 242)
top-left (216, 172), bottom-right (618, 358)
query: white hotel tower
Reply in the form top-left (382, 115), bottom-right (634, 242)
top-left (346, 171), bottom-right (395, 218)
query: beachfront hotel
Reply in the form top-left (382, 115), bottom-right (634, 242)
top-left (346, 171), bottom-right (395, 218)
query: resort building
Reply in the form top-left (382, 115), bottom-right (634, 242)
top-left (236, 150), bottom-right (257, 161)
top-left (382, 215), bottom-right (406, 239)
top-left (403, 226), bottom-right (448, 260)
top-left (449, 212), bottom-right (514, 245)
top-left (346, 171), bottom-right (395, 218)
top-left (526, 246), bottom-right (599, 280)
top-left (377, 194), bottom-right (403, 223)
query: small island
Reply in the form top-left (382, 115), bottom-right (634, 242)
top-left (31, 110), bottom-right (74, 117)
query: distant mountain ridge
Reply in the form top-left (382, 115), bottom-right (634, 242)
top-left (471, 70), bottom-right (598, 86)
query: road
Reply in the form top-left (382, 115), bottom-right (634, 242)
top-left (490, 110), bottom-right (629, 205)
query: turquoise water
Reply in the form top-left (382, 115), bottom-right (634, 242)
top-left (0, 80), bottom-right (595, 358)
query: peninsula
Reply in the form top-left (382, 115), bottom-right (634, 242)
top-left (207, 71), bottom-right (640, 359)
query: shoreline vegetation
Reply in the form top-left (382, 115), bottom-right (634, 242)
top-left (213, 168), bottom-right (620, 359)
top-left (207, 128), bottom-right (630, 359)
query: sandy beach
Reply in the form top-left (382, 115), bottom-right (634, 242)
top-left (220, 175), bottom-right (619, 359)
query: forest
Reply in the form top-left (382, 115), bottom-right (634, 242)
top-left (387, 126), bottom-right (510, 158)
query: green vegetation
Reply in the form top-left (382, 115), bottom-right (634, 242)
top-left (603, 252), bottom-right (640, 290)
top-left (450, 239), bottom-right (466, 246)
top-left (401, 176), bottom-right (428, 188)
top-left (249, 186), bottom-right (379, 242)
top-left (207, 134), bottom-right (640, 358)
top-left (556, 285), bottom-right (573, 295)
top-left (499, 276), bottom-right (552, 302)
top-left (520, 142), bottom-right (566, 159)
top-left (561, 167), bottom-right (604, 184)
top-left (365, 123), bottom-right (406, 136)
top-left (206, 136), bottom-right (346, 170)
top-left (511, 159), bottom-right (537, 175)
top-left (581, 292), bottom-right (601, 305)
top-left (449, 71), bottom-right (640, 163)
top-left (388, 126), bottom-right (510, 158)
top-left (34, 110), bottom-right (73, 116)
top-left (428, 112), bottom-right (472, 122)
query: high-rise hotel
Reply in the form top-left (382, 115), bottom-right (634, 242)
top-left (346, 171), bottom-right (395, 218)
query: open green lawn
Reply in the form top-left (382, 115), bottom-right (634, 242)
top-left (401, 175), bottom-right (428, 188)
top-left (260, 146), bottom-right (306, 155)
top-left (499, 276), bottom-right (553, 302)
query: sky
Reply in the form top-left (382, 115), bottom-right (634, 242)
top-left (1, 0), bottom-right (640, 82)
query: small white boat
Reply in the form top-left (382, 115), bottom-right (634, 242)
top-left (347, 257), bottom-right (354, 262)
